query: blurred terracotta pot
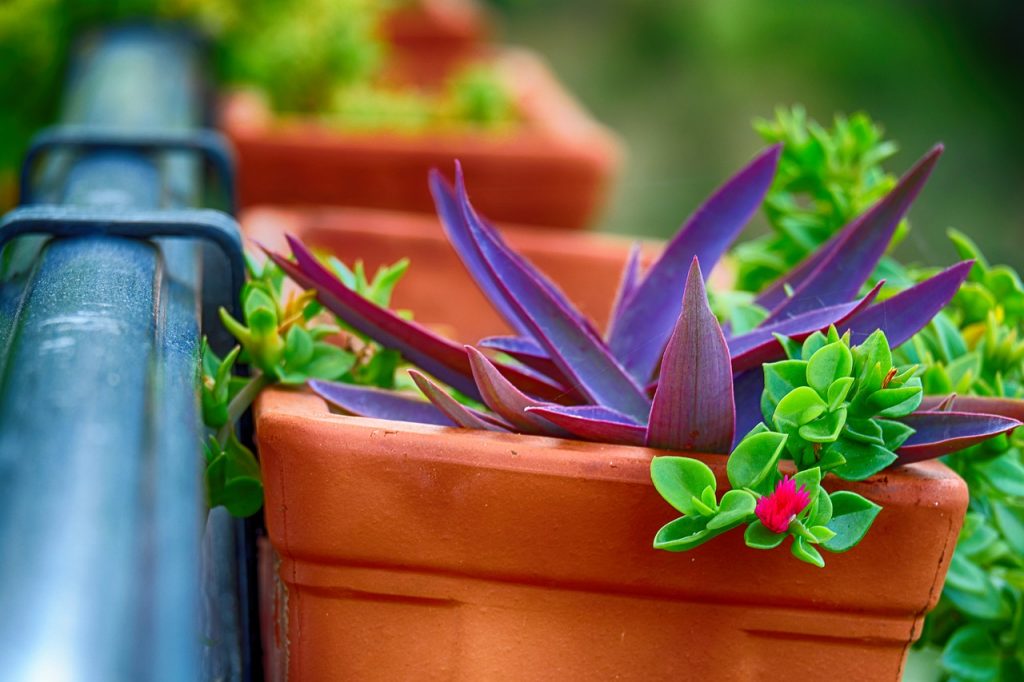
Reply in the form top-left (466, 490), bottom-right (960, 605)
top-left (254, 388), bottom-right (967, 681)
top-left (222, 49), bottom-right (621, 230)
top-left (242, 206), bottom-right (671, 344)
top-left (384, 0), bottom-right (489, 84)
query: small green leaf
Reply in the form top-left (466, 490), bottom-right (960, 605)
top-left (763, 360), bottom-right (809, 404)
top-left (800, 331), bottom-right (828, 361)
top-left (284, 324), bottom-right (315, 369)
top-left (809, 525), bottom-right (836, 543)
top-left (700, 485), bottom-right (719, 513)
top-left (843, 417), bottom-right (884, 445)
top-left (867, 382), bottom-right (923, 418)
top-left (726, 432), bottom-right (788, 491)
top-left (940, 625), bottom-right (1001, 682)
top-left (827, 377), bottom-right (854, 410)
top-left (790, 536), bottom-right (825, 567)
top-left (806, 342), bottom-right (853, 394)
top-left (991, 501), bottom-right (1024, 556)
top-left (976, 455), bottom-right (1024, 498)
top-left (653, 515), bottom-right (720, 551)
top-left (798, 407), bottom-right (847, 443)
top-left (304, 343), bottom-right (357, 380)
top-left (823, 491), bottom-right (881, 552)
top-left (828, 438), bottom-right (897, 481)
top-left (877, 419), bottom-right (916, 451)
top-left (690, 493), bottom-right (717, 517)
top-left (852, 329), bottom-right (893, 381)
top-left (707, 489), bottom-right (756, 530)
top-left (791, 467), bottom-right (822, 505)
top-left (772, 333), bottom-right (802, 360)
top-left (808, 488), bottom-right (834, 526)
top-left (744, 520), bottom-right (787, 549)
top-left (944, 551), bottom-right (993, 596)
top-left (651, 457), bottom-right (717, 516)
top-left (773, 386), bottom-right (827, 428)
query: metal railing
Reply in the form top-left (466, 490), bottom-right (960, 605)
top-left (0, 26), bottom-right (253, 681)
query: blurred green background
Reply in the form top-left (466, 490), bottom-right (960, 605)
top-left (488, 0), bottom-right (1024, 271)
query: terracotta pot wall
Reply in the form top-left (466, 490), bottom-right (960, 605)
top-left (255, 389), bottom-right (968, 681)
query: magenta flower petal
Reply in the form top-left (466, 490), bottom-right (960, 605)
top-left (754, 476), bottom-right (811, 534)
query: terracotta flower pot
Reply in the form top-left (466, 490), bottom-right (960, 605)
top-left (221, 49), bottom-right (622, 230)
top-left (254, 388), bottom-right (967, 681)
top-left (241, 206), bottom-right (737, 345)
top-left (384, 0), bottom-right (489, 85)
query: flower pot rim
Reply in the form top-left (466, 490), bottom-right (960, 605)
top-left (256, 386), bottom-right (962, 489)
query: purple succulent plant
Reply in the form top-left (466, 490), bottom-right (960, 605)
top-left (265, 145), bottom-right (1018, 464)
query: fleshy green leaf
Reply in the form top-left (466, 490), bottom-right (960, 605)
top-left (707, 489), bottom-right (756, 530)
top-left (940, 625), bottom-right (1001, 682)
top-left (651, 457), bottom-right (717, 516)
top-left (744, 520), bottom-right (787, 549)
top-left (823, 491), bottom-right (881, 551)
top-left (726, 431), bottom-right (787, 491)
top-left (791, 536), bottom-right (825, 567)
top-left (806, 342), bottom-right (853, 395)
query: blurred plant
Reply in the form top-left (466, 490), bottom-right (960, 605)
top-left (733, 106), bottom-right (907, 294)
top-left (201, 254), bottom-right (410, 516)
top-left (902, 231), bottom-right (1024, 681)
top-left (0, 0), bottom-right (515, 191)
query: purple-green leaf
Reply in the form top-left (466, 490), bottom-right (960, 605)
top-left (896, 411), bottom-right (1022, 463)
top-left (465, 346), bottom-right (571, 437)
top-left (608, 241), bottom-right (644, 331)
top-left (408, 370), bottom-right (511, 431)
top-left (265, 237), bottom-right (568, 404)
top-left (459, 190), bottom-right (652, 422)
top-left (840, 261), bottom-right (973, 347)
top-left (646, 258), bottom-right (735, 454)
top-left (607, 146), bottom-right (781, 383)
top-left (759, 145), bottom-right (942, 318)
top-left (524, 405), bottom-right (646, 446)
top-left (309, 379), bottom-right (453, 426)
top-left (728, 282), bottom-right (882, 372)
top-left (478, 335), bottom-right (567, 383)
top-left (733, 369), bottom-right (767, 446)
top-left (921, 395), bottom-right (1024, 422)
top-left (429, 170), bottom-right (532, 337)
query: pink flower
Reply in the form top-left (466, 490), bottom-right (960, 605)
top-left (755, 476), bottom-right (811, 534)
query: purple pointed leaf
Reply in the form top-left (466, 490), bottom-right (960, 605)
top-left (445, 166), bottom-right (602, 339)
top-left (458, 192), bottom-right (652, 423)
top-left (896, 411), bottom-right (1021, 463)
top-left (646, 259), bottom-right (734, 454)
top-left (760, 145), bottom-right (943, 319)
top-left (465, 346), bottom-right (572, 437)
top-left (607, 146), bottom-right (781, 383)
top-left (608, 241), bottom-right (644, 332)
top-left (309, 379), bottom-right (453, 426)
top-left (408, 370), bottom-right (511, 432)
top-left (840, 261), bottom-right (973, 347)
top-left (478, 335), bottom-right (568, 384)
top-left (525, 405), bottom-right (646, 446)
top-left (728, 282), bottom-right (883, 372)
top-left (265, 237), bottom-right (568, 404)
top-left (921, 395), bottom-right (1024, 422)
top-left (429, 170), bottom-right (532, 337)
top-left (732, 369), bottom-right (767, 446)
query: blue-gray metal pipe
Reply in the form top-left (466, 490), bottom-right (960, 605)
top-left (0, 27), bottom-right (246, 681)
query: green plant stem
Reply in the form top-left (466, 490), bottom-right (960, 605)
top-left (216, 371), bottom-right (271, 446)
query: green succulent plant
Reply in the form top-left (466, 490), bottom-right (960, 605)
top-left (201, 254), bottom-right (410, 516)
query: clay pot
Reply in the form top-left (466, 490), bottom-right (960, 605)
top-left (241, 206), bottom-right (738, 345)
top-left (254, 388), bottom-right (968, 681)
top-left (221, 49), bottom-right (621, 230)
top-left (384, 0), bottom-right (489, 85)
